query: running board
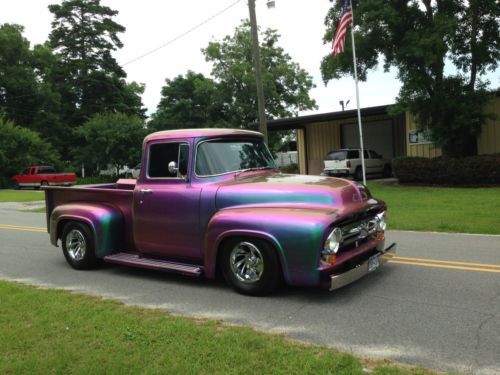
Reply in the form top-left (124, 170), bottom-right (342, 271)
top-left (103, 252), bottom-right (203, 277)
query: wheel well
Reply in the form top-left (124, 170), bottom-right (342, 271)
top-left (57, 220), bottom-right (92, 243)
top-left (214, 235), bottom-right (283, 279)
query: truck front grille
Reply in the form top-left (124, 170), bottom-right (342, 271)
top-left (338, 216), bottom-right (379, 252)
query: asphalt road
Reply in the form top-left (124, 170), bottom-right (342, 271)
top-left (0, 202), bottom-right (499, 374)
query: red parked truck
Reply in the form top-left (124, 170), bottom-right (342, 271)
top-left (11, 166), bottom-right (76, 189)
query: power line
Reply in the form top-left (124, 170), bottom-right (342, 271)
top-left (1, 0), bottom-right (243, 102)
top-left (123, 0), bottom-right (243, 66)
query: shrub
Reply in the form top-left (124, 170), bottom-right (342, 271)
top-left (0, 118), bottom-right (61, 186)
top-left (76, 175), bottom-right (117, 185)
top-left (280, 163), bottom-right (299, 174)
top-left (393, 155), bottom-right (500, 185)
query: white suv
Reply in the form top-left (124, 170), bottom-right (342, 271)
top-left (322, 149), bottom-right (392, 180)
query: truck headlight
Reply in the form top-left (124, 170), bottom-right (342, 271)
top-left (323, 227), bottom-right (343, 255)
top-left (376, 211), bottom-right (387, 231)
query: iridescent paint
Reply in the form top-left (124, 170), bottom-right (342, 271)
top-left (46, 129), bottom-right (389, 288)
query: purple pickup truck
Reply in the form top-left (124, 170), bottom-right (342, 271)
top-left (45, 129), bottom-right (396, 295)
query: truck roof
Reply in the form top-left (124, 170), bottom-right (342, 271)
top-left (145, 128), bottom-right (263, 142)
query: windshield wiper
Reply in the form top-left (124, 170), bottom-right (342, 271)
top-left (233, 166), bottom-right (277, 179)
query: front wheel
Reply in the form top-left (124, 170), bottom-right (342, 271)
top-left (221, 238), bottom-right (281, 296)
top-left (61, 222), bottom-right (97, 270)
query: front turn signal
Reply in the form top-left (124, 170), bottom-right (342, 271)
top-left (326, 255), bottom-right (337, 265)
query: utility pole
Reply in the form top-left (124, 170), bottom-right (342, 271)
top-left (248, 0), bottom-right (268, 144)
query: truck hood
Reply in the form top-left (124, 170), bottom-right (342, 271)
top-left (215, 173), bottom-right (373, 212)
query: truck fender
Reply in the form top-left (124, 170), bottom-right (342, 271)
top-left (50, 203), bottom-right (124, 258)
top-left (204, 207), bottom-right (331, 286)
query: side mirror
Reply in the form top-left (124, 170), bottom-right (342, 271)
top-left (168, 161), bottom-right (178, 175)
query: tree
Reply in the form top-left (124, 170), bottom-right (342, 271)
top-left (150, 21), bottom-right (317, 152)
top-left (0, 24), bottom-right (42, 128)
top-left (48, 0), bottom-right (145, 125)
top-left (75, 112), bottom-right (146, 175)
top-left (0, 117), bottom-right (60, 178)
top-left (321, 0), bottom-right (499, 157)
top-left (148, 71), bottom-right (229, 132)
top-left (0, 24), bottom-right (66, 154)
top-left (204, 21), bottom-right (317, 129)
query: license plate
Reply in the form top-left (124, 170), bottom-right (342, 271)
top-left (368, 255), bottom-right (380, 272)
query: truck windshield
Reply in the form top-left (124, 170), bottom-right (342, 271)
top-left (196, 139), bottom-right (276, 176)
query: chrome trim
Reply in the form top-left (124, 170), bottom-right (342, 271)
top-left (145, 141), bottom-right (189, 180)
top-left (229, 241), bottom-right (265, 283)
top-left (340, 216), bottom-right (379, 246)
top-left (66, 229), bottom-right (87, 261)
top-left (330, 243), bottom-right (396, 291)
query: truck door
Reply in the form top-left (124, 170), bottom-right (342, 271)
top-left (133, 140), bottom-right (203, 262)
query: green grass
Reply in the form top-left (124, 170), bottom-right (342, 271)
top-left (3, 182), bottom-right (499, 234)
top-left (0, 280), bottom-right (433, 375)
top-left (0, 189), bottom-right (44, 202)
top-left (368, 181), bottom-right (500, 235)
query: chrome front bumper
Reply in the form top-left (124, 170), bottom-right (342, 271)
top-left (330, 243), bottom-right (397, 291)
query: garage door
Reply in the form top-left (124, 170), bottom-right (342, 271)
top-left (341, 120), bottom-right (394, 159)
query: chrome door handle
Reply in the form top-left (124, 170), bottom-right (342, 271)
top-left (140, 189), bottom-right (153, 194)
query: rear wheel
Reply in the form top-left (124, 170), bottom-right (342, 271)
top-left (13, 182), bottom-right (20, 190)
top-left (40, 180), bottom-right (49, 187)
top-left (354, 167), bottom-right (363, 181)
top-left (221, 237), bottom-right (281, 296)
top-left (61, 222), bottom-right (97, 270)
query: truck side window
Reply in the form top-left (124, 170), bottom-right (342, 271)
top-left (148, 143), bottom-right (189, 179)
top-left (347, 150), bottom-right (359, 159)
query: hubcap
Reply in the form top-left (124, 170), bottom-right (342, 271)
top-left (66, 229), bottom-right (86, 261)
top-left (229, 242), bottom-right (264, 283)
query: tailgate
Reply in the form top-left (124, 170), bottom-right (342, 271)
top-left (324, 159), bottom-right (348, 170)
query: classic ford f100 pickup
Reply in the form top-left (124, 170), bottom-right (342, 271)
top-left (44, 129), bottom-right (396, 295)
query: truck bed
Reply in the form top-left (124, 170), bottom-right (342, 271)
top-left (44, 179), bottom-right (136, 250)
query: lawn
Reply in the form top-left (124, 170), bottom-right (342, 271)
top-left (0, 189), bottom-right (44, 203)
top-left (2, 183), bottom-right (499, 235)
top-left (368, 181), bottom-right (500, 235)
top-left (0, 280), bottom-right (432, 375)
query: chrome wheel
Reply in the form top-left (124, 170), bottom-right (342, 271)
top-left (229, 241), bottom-right (264, 283)
top-left (65, 229), bottom-right (87, 261)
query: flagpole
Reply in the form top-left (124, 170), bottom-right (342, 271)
top-left (349, 0), bottom-right (366, 185)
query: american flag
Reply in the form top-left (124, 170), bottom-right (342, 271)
top-left (331, 0), bottom-right (353, 57)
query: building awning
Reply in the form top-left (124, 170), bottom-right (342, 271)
top-left (259, 104), bottom-right (391, 131)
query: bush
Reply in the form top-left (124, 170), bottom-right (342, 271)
top-left (393, 155), bottom-right (500, 185)
top-left (280, 163), bottom-right (299, 174)
top-left (0, 175), bottom-right (14, 189)
top-left (76, 175), bottom-right (117, 185)
top-left (0, 117), bottom-right (61, 187)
